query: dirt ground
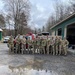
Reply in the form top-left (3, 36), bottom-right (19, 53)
top-left (0, 43), bottom-right (75, 75)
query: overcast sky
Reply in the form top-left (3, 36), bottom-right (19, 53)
top-left (29, 0), bottom-right (55, 29)
top-left (0, 0), bottom-right (70, 29)
top-left (29, 0), bottom-right (70, 29)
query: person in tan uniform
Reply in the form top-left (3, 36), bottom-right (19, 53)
top-left (28, 38), bottom-right (33, 54)
top-left (8, 35), bottom-right (14, 53)
top-left (41, 38), bottom-right (47, 54)
top-left (39, 37), bottom-right (43, 54)
top-left (21, 35), bottom-right (26, 54)
top-left (62, 37), bottom-right (69, 55)
top-left (32, 39), bottom-right (37, 54)
top-left (51, 36), bottom-right (55, 55)
top-left (58, 36), bottom-right (62, 55)
top-left (55, 36), bottom-right (59, 55)
top-left (36, 37), bottom-right (41, 54)
top-left (16, 34), bottom-right (21, 54)
top-left (46, 38), bottom-right (50, 54)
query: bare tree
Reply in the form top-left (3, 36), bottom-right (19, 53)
top-left (54, 0), bottom-right (66, 22)
top-left (5, 15), bottom-right (13, 35)
top-left (46, 0), bottom-right (73, 32)
top-left (0, 14), bottom-right (5, 28)
top-left (64, 6), bottom-right (73, 18)
top-left (69, 0), bottom-right (75, 12)
top-left (3, 0), bottom-right (30, 37)
top-left (54, 0), bottom-right (60, 22)
top-left (46, 14), bottom-right (55, 32)
top-left (17, 12), bottom-right (28, 34)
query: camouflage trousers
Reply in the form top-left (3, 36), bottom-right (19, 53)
top-left (9, 44), bottom-right (14, 52)
top-left (36, 45), bottom-right (40, 54)
top-left (42, 46), bottom-right (46, 54)
top-left (21, 44), bottom-right (26, 54)
top-left (55, 45), bottom-right (58, 55)
top-left (47, 45), bottom-right (53, 54)
top-left (33, 45), bottom-right (37, 54)
top-left (39, 46), bottom-right (43, 54)
top-left (63, 45), bottom-right (68, 55)
top-left (59, 45), bottom-right (62, 55)
top-left (52, 45), bottom-right (55, 55)
top-left (28, 44), bottom-right (32, 54)
top-left (16, 44), bottom-right (21, 53)
top-left (47, 45), bottom-right (50, 54)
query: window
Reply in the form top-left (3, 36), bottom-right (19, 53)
top-left (58, 28), bottom-right (62, 36)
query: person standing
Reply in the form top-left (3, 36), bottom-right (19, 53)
top-left (32, 39), bottom-right (37, 54)
top-left (51, 37), bottom-right (55, 55)
top-left (28, 38), bottom-right (33, 54)
top-left (41, 38), bottom-right (46, 54)
top-left (46, 39), bottom-right (50, 54)
top-left (63, 37), bottom-right (69, 55)
top-left (55, 36), bottom-right (59, 55)
top-left (16, 34), bottom-right (21, 54)
top-left (58, 37), bottom-right (62, 55)
top-left (8, 35), bottom-right (14, 53)
top-left (21, 35), bottom-right (26, 54)
top-left (36, 37), bottom-right (41, 54)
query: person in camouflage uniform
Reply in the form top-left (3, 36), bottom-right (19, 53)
top-left (41, 38), bottom-right (47, 54)
top-left (16, 34), bottom-right (21, 54)
top-left (36, 37), bottom-right (41, 54)
top-left (51, 36), bottom-right (55, 55)
top-left (28, 38), bottom-right (33, 54)
top-left (21, 35), bottom-right (26, 54)
top-left (55, 36), bottom-right (59, 55)
top-left (62, 37), bottom-right (69, 55)
top-left (46, 38), bottom-right (51, 54)
top-left (8, 35), bottom-right (14, 53)
top-left (25, 38), bottom-right (29, 54)
top-left (32, 39), bottom-right (37, 54)
top-left (58, 37), bottom-right (62, 55)
top-left (39, 37), bottom-right (43, 54)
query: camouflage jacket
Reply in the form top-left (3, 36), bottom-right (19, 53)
top-left (58, 39), bottom-right (62, 45)
top-left (36, 40), bottom-right (41, 46)
top-left (55, 39), bottom-right (59, 46)
top-left (41, 40), bottom-right (47, 46)
top-left (8, 38), bottom-right (14, 45)
top-left (47, 39), bottom-right (50, 46)
top-left (63, 40), bottom-right (69, 46)
top-left (16, 38), bottom-right (21, 44)
top-left (32, 40), bottom-right (37, 45)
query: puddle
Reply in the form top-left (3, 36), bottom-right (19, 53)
top-left (0, 65), bottom-right (58, 75)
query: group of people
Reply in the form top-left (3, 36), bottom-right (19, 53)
top-left (8, 34), bottom-right (69, 55)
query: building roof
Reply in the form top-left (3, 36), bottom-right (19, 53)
top-left (0, 29), bottom-right (3, 31)
top-left (50, 13), bottom-right (75, 29)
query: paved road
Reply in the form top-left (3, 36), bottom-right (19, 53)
top-left (0, 43), bottom-right (75, 75)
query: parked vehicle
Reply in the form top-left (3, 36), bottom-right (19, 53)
top-left (41, 32), bottom-right (50, 36)
top-left (3, 36), bottom-right (10, 43)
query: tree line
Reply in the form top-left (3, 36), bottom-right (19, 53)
top-left (0, 0), bottom-right (34, 37)
top-left (0, 0), bottom-right (75, 36)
